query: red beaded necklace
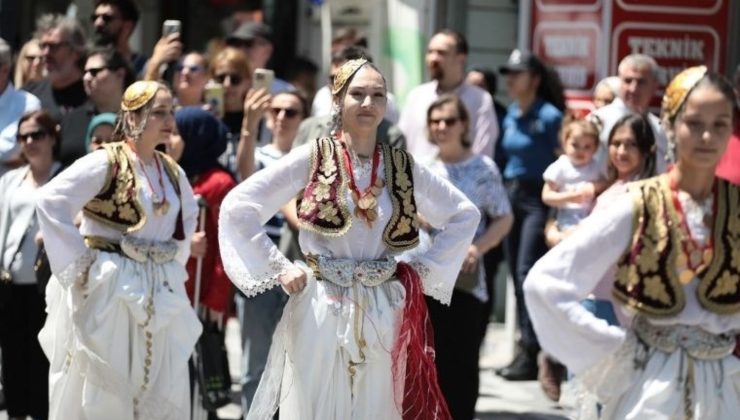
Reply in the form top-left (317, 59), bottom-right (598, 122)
top-left (339, 136), bottom-right (384, 226)
top-left (668, 169), bottom-right (716, 284)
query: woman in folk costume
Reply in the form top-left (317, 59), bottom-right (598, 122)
top-left (37, 81), bottom-right (201, 420)
top-left (219, 59), bottom-right (480, 419)
top-left (524, 66), bottom-right (740, 419)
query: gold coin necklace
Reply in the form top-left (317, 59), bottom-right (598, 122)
top-left (341, 140), bottom-right (383, 227)
top-left (131, 142), bottom-right (170, 216)
top-left (669, 171), bottom-right (715, 285)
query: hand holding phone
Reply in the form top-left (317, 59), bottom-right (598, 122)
top-left (162, 20), bottom-right (181, 37)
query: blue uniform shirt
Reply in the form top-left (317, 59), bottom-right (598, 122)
top-left (500, 98), bottom-right (562, 181)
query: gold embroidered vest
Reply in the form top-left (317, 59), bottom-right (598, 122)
top-left (613, 175), bottom-right (740, 317)
top-left (297, 137), bottom-right (419, 251)
top-left (83, 142), bottom-right (185, 239)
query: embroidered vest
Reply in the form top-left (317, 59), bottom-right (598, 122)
top-left (297, 137), bottom-right (419, 251)
top-left (613, 175), bottom-right (740, 317)
top-left (83, 142), bottom-right (185, 239)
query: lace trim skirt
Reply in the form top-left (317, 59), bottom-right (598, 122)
top-left (39, 244), bottom-right (202, 420)
top-left (247, 257), bottom-right (407, 420)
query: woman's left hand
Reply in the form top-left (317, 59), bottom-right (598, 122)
top-left (461, 244), bottom-right (481, 273)
top-left (190, 231), bottom-right (207, 258)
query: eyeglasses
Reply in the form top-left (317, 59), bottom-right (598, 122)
top-left (84, 67), bottom-right (110, 77)
top-left (429, 117), bottom-right (460, 126)
top-left (17, 130), bottom-right (48, 142)
top-left (90, 13), bottom-right (116, 24)
top-left (175, 63), bottom-right (205, 73)
top-left (213, 73), bottom-right (243, 85)
top-left (226, 39), bottom-right (255, 49)
top-left (270, 107), bottom-right (301, 119)
top-left (40, 41), bottom-right (69, 52)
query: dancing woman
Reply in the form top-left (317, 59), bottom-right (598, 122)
top-left (219, 59), bottom-right (480, 419)
top-left (37, 81), bottom-right (201, 420)
top-left (525, 66), bottom-right (739, 418)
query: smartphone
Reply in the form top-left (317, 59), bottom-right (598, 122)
top-left (204, 82), bottom-right (224, 118)
top-left (162, 20), bottom-right (181, 36)
top-left (252, 68), bottom-right (275, 93)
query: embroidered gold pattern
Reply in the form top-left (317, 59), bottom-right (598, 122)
top-left (83, 143), bottom-right (147, 232)
top-left (381, 145), bottom-right (419, 251)
top-left (614, 175), bottom-right (740, 316)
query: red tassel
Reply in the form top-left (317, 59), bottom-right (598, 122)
top-left (393, 262), bottom-right (452, 420)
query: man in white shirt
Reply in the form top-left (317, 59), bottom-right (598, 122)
top-left (399, 29), bottom-right (498, 161)
top-left (589, 54), bottom-right (668, 174)
top-left (0, 38), bottom-right (41, 176)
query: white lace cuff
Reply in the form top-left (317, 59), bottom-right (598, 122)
top-left (55, 249), bottom-right (97, 289)
top-left (408, 259), bottom-right (453, 305)
top-left (223, 244), bottom-right (294, 298)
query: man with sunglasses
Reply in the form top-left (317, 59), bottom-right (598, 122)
top-left (23, 14), bottom-right (87, 124)
top-left (225, 22), bottom-right (293, 95)
top-left (91, 0), bottom-right (147, 77)
top-left (0, 38), bottom-right (41, 177)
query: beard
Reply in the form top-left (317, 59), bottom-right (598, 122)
top-left (428, 62), bottom-right (444, 81)
top-left (93, 29), bottom-right (117, 46)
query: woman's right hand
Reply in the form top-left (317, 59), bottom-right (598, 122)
top-left (278, 266), bottom-right (307, 294)
top-left (242, 88), bottom-right (272, 132)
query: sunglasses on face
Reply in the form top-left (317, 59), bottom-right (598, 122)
top-left (270, 107), bottom-right (301, 119)
top-left (84, 67), bottom-right (111, 78)
top-left (429, 117), bottom-right (460, 126)
top-left (226, 39), bottom-right (256, 49)
top-left (175, 63), bottom-right (205, 73)
top-left (213, 73), bottom-right (243, 85)
top-left (17, 130), bottom-right (48, 143)
top-left (40, 41), bottom-right (69, 52)
top-left (90, 13), bottom-right (116, 24)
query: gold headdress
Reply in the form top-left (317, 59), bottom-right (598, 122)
top-left (661, 65), bottom-right (708, 122)
top-left (331, 58), bottom-right (369, 96)
top-left (121, 81), bottom-right (161, 112)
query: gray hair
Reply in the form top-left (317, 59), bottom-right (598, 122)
top-left (0, 38), bottom-right (10, 67)
top-left (595, 76), bottom-right (620, 95)
top-left (618, 54), bottom-right (660, 80)
top-left (34, 14), bottom-right (87, 57)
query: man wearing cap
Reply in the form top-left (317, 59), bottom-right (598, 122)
top-left (398, 29), bottom-right (498, 161)
top-left (226, 21), bottom-right (293, 94)
top-left (588, 54), bottom-right (668, 174)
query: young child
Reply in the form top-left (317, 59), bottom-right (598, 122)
top-left (542, 116), bottom-right (603, 231)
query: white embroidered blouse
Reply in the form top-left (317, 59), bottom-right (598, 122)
top-left (219, 143), bottom-right (481, 305)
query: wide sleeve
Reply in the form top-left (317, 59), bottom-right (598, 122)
top-left (37, 151), bottom-right (108, 287)
top-left (403, 162), bottom-right (481, 305)
top-left (523, 198), bottom-right (633, 374)
top-left (219, 144), bottom-right (311, 297)
top-left (175, 166), bottom-right (199, 265)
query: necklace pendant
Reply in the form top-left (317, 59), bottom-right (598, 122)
top-left (679, 269), bottom-right (695, 285)
top-left (153, 199), bottom-right (170, 216)
top-left (357, 193), bottom-right (377, 210)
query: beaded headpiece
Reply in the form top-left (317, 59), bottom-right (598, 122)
top-left (331, 58), bottom-right (369, 96)
top-left (661, 65), bottom-right (708, 122)
top-left (121, 81), bottom-right (161, 112)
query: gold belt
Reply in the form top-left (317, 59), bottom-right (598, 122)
top-left (304, 254), bottom-right (397, 287)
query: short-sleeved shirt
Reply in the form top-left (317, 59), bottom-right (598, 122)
top-left (543, 154), bottom-right (601, 228)
top-left (500, 98), bottom-right (562, 181)
top-left (23, 78), bottom-right (87, 124)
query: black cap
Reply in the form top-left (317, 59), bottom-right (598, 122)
top-left (226, 22), bottom-right (273, 45)
top-left (499, 49), bottom-right (545, 75)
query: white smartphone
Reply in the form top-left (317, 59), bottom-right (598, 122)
top-left (204, 82), bottom-right (224, 118)
top-left (162, 20), bottom-right (181, 36)
top-left (252, 68), bottom-right (274, 92)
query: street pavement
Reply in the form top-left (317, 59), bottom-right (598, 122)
top-left (0, 322), bottom-right (571, 420)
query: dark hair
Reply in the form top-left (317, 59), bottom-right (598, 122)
top-left (95, 0), bottom-right (140, 23)
top-left (17, 110), bottom-right (61, 159)
top-left (434, 29), bottom-right (469, 55)
top-left (538, 65), bottom-right (566, 112)
top-left (87, 45), bottom-right (135, 87)
top-left (275, 90), bottom-right (310, 119)
top-left (470, 67), bottom-right (498, 97)
top-left (606, 113), bottom-right (656, 182)
top-left (285, 56), bottom-right (319, 80)
top-left (333, 46), bottom-right (373, 64)
top-left (426, 94), bottom-right (471, 148)
top-left (670, 73), bottom-right (737, 125)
